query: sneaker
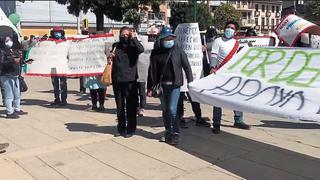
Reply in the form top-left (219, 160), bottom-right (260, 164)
top-left (196, 118), bottom-right (211, 127)
top-left (6, 113), bottom-right (20, 119)
top-left (170, 133), bottom-right (180, 146)
top-left (14, 110), bottom-right (28, 115)
top-left (212, 125), bottom-right (221, 134)
top-left (60, 100), bottom-right (68, 106)
top-left (50, 99), bottom-right (61, 106)
top-left (125, 133), bottom-right (134, 138)
top-left (180, 118), bottom-right (188, 128)
top-left (137, 108), bottom-right (145, 117)
top-left (114, 132), bottom-right (126, 137)
top-left (159, 136), bottom-right (172, 143)
top-left (0, 143), bottom-right (9, 153)
top-left (234, 122), bottom-right (251, 130)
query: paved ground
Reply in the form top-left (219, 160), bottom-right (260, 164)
top-left (0, 77), bottom-right (319, 180)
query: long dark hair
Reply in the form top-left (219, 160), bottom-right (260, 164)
top-left (0, 34), bottom-right (21, 50)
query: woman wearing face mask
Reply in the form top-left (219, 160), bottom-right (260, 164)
top-left (108, 26), bottom-right (144, 138)
top-left (147, 27), bottom-right (193, 145)
top-left (0, 35), bottom-right (28, 119)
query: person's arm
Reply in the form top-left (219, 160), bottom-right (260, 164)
top-left (131, 37), bottom-right (144, 54)
top-left (209, 39), bottom-right (220, 74)
top-left (180, 49), bottom-right (193, 83)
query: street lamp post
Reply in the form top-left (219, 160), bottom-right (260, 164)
top-left (193, 0), bottom-right (197, 22)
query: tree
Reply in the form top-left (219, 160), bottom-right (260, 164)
top-left (55, 0), bottom-right (165, 31)
top-left (169, 2), bottom-right (213, 31)
top-left (212, 3), bottom-right (241, 31)
top-left (305, 1), bottom-right (320, 24)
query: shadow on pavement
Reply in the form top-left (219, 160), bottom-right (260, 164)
top-left (176, 124), bottom-right (320, 180)
top-left (64, 122), bottom-right (161, 140)
top-left (255, 120), bottom-right (320, 129)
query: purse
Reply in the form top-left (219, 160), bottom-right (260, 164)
top-left (101, 61), bottom-right (113, 86)
top-left (19, 76), bottom-right (28, 92)
top-left (151, 50), bottom-right (172, 97)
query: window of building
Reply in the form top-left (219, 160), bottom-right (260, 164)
top-left (271, 19), bottom-right (275, 29)
top-left (242, 12), bottom-right (247, 19)
top-left (262, 5), bottom-right (265, 12)
top-left (276, 6), bottom-right (280, 13)
top-left (266, 18), bottom-right (269, 26)
top-left (248, 12), bottom-right (251, 18)
top-left (298, 0), bottom-right (304, 5)
top-left (242, 0), bottom-right (247, 5)
top-left (255, 18), bottom-right (259, 25)
top-left (272, 6), bottom-right (275, 13)
top-left (255, 4), bottom-right (259, 11)
top-left (276, 19), bottom-right (279, 25)
top-left (261, 17), bottom-right (265, 27)
top-left (266, 5), bottom-right (269, 12)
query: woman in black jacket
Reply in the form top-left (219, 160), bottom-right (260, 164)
top-left (109, 27), bottom-right (144, 138)
top-left (148, 27), bottom-right (193, 145)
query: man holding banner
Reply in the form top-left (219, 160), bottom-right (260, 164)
top-left (210, 20), bottom-right (250, 134)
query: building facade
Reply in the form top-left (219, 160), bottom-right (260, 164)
top-left (227, 0), bottom-right (282, 33)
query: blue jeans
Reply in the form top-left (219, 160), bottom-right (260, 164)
top-left (213, 106), bottom-right (243, 125)
top-left (160, 85), bottom-right (181, 135)
top-left (51, 77), bottom-right (67, 101)
top-left (0, 76), bottom-right (20, 114)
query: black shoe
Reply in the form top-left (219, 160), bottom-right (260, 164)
top-left (196, 118), bottom-right (211, 127)
top-left (92, 106), bottom-right (98, 111)
top-left (170, 133), bottom-right (179, 146)
top-left (114, 132), bottom-right (126, 137)
top-left (6, 113), bottom-right (20, 119)
top-left (50, 99), bottom-right (61, 105)
top-left (159, 136), bottom-right (172, 143)
top-left (98, 106), bottom-right (105, 112)
top-left (0, 143), bottom-right (9, 153)
top-left (125, 133), bottom-right (134, 138)
top-left (60, 101), bottom-right (68, 106)
top-left (212, 125), bottom-right (221, 134)
top-left (14, 110), bottom-right (28, 115)
top-left (180, 119), bottom-right (188, 128)
top-left (234, 122), bottom-right (251, 130)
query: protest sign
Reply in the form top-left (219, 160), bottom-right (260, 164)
top-left (237, 36), bottom-right (275, 48)
top-left (26, 34), bottom-right (115, 76)
top-left (175, 23), bottom-right (203, 92)
top-left (188, 46), bottom-right (320, 122)
top-left (275, 15), bottom-right (320, 47)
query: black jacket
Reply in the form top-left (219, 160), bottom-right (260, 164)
top-left (0, 49), bottom-right (21, 76)
top-left (148, 45), bottom-right (193, 89)
top-left (112, 38), bottom-right (144, 82)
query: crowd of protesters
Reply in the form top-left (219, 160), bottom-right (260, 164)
top-left (1, 19), bottom-right (300, 152)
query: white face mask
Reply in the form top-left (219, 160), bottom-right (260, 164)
top-left (5, 40), bottom-right (13, 48)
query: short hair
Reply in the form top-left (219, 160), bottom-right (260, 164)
top-left (119, 26), bottom-right (131, 35)
top-left (225, 20), bottom-right (240, 30)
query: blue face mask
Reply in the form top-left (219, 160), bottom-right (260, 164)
top-left (54, 32), bottom-right (62, 39)
top-left (224, 28), bottom-right (235, 39)
top-left (162, 40), bottom-right (174, 49)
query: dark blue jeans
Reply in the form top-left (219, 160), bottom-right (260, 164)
top-left (160, 85), bottom-right (181, 135)
top-left (213, 106), bottom-right (243, 125)
top-left (51, 77), bottom-right (67, 102)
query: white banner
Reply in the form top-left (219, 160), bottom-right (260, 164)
top-left (26, 34), bottom-right (115, 76)
top-left (189, 46), bottom-right (320, 122)
top-left (175, 23), bottom-right (203, 92)
top-left (237, 36), bottom-right (275, 48)
top-left (275, 15), bottom-right (320, 47)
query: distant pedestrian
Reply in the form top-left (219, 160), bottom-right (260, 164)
top-left (85, 76), bottom-right (106, 111)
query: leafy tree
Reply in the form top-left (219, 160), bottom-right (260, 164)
top-left (170, 2), bottom-right (213, 31)
top-left (212, 3), bottom-right (241, 31)
top-left (305, 1), bottom-right (320, 24)
top-left (54, 0), bottom-right (165, 31)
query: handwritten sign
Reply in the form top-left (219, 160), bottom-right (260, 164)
top-left (275, 15), bottom-right (320, 47)
top-left (175, 23), bottom-right (203, 92)
top-left (26, 34), bottom-right (115, 76)
top-left (189, 46), bottom-right (320, 122)
top-left (237, 36), bottom-right (275, 48)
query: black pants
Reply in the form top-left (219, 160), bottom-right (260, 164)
top-left (113, 81), bottom-right (138, 134)
top-left (137, 82), bottom-right (146, 109)
top-left (51, 77), bottom-right (67, 102)
top-left (177, 92), bottom-right (202, 120)
top-left (90, 88), bottom-right (106, 107)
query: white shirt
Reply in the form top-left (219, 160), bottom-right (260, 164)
top-left (210, 37), bottom-right (237, 68)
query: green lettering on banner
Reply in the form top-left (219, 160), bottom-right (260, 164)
top-left (228, 48), bottom-right (320, 88)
